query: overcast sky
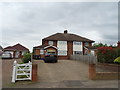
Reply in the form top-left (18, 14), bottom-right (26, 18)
top-left (0, 2), bottom-right (118, 51)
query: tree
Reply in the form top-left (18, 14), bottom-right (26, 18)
top-left (22, 53), bottom-right (31, 63)
top-left (93, 43), bottom-right (108, 47)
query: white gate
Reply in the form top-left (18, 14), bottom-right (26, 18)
top-left (12, 60), bottom-right (32, 83)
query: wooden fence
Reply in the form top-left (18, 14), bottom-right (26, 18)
top-left (70, 55), bottom-right (97, 64)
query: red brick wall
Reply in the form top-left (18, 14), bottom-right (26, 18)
top-left (42, 40), bottom-right (57, 47)
top-left (58, 56), bottom-right (69, 60)
top-left (89, 42), bottom-right (92, 46)
top-left (53, 40), bottom-right (57, 47)
top-left (82, 42), bottom-right (85, 55)
top-left (44, 40), bottom-right (48, 46)
top-left (67, 41), bottom-right (73, 59)
top-left (35, 49), bottom-right (40, 55)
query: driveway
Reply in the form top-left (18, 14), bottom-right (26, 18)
top-left (1, 59), bottom-right (118, 88)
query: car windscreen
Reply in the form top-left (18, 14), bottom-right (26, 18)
top-left (45, 52), bottom-right (56, 55)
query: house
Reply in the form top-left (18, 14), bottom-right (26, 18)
top-left (33, 30), bottom-right (95, 59)
top-left (3, 43), bottom-right (29, 58)
top-left (84, 46), bottom-right (97, 56)
top-left (0, 45), bottom-right (3, 56)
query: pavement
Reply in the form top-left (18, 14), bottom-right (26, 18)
top-left (1, 59), bottom-right (119, 88)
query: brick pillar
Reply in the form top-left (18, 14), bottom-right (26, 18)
top-left (89, 64), bottom-right (96, 79)
top-left (82, 42), bottom-right (85, 55)
top-left (13, 51), bottom-right (16, 58)
top-left (117, 41), bottom-right (120, 48)
top-left (32, 64), bottom-right (37, 82)
top-left (67, 41), bottom-right (73, 59)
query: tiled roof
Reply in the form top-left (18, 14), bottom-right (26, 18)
top-left (0, 45), bottom-right (3, 50)
top-left (4, 43), bottom-right (29, 51)
top-left (33, 45), bottom-right (58, 49)
top-left (43, 33), bottom-right (94, 42)
top-left (33, 45), bottom-right (48, 49)
top-left (85, 46), bottom-right (97, 50)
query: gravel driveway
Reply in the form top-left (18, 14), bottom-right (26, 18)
top-left (1, 59), bottom-right (118, 88)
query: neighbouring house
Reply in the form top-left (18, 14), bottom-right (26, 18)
top-left (33, 30), bottom-right (95, 59)
top-left (3, 43), bottom-right (29, 58)
top-left (84, 46), bottom-right (97, 56)
top-left (0, 45), bottom-right (3, 56)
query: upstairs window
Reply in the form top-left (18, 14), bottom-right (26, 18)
top-left (73, 41), bottom-right (81, 45)
top-left (58, 41), bottom-right (67, 45)
top-left (48, 41), bottom-right (53, 45)
top-left (57, 41), bottom-right (67, 50)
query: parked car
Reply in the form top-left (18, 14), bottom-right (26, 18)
top-left (44, 52), bottom-right (58, 63)
top-left (2, 52), bottom-right (12, 59)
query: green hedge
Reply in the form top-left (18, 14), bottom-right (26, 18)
top-left (97, 47), bottom-right (119, 63)
top-left (22, 53), bottom-right (31, 63)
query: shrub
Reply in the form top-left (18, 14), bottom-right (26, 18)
top-left (115, 48), bottom-right (120, 57)
top-left (114, 57), bottom-right (120, 64)
top-left (97, 46), bottom-right (117, 63)
top-left (22, 53), bottom-right (31, 63)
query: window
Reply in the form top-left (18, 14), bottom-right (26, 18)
top-left (73, 51), bottom-right (82, 55)
top-left (22, 51), bottom-right (26, 55)
top-left (58, 41), bottom-right (67, 45)
top-left (91, 50), bottom-right (95, 56)
top-left (73, 41), bottom-right (81, 45)
top-left (58, 50), bottom-right (67, 56)
top-left (57, 41), bottom-right (67, 50)
top-left (85, 42), bottom-right (89, 46)
top-left (40, 49), bottom-right (44, 54)
top-left (48, 41), bottom-right (53, 45)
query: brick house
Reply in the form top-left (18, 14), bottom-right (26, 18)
top-left (3, 43), bottom-right (29, 58)
top-left (33, 30), bottom-right (95, 59)
top-left (0, 45), bottom-right (3, 56)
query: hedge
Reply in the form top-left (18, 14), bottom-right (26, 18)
top-left (97, 47), bottom-right (119, 63)
top-left (22, 53), bottom-right (31, 63)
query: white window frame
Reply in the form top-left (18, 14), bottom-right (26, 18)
top-left (91, 50), bottom-right (95, 56)
top-left (58, 50), bottom-right (67, 56)
top-left (40, 49), bottom-right (44, 54)
top-left (48, 41), bottom-right (53, 45)
top-left (73, 41), bottom-right (81, 45)
top-left (57, 41), bottom-right (67, 51)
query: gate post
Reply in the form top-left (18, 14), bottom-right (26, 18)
top-left (12, 60), bottom-right (17, 83)
top-left (32, 64), bottom-right (37, 82)
top-left (89, 64), bottom-right (96, 79)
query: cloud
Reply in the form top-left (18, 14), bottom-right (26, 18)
top-left (0, 2), bottom-right (118, 51)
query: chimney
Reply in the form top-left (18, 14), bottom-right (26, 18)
top-left (117, 41), bottom-right (120, 47)
top-left (64, 30), bottom-right (68, 34)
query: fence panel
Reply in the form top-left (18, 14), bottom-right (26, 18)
top-left (70, 55), bottom-right (97, 64)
